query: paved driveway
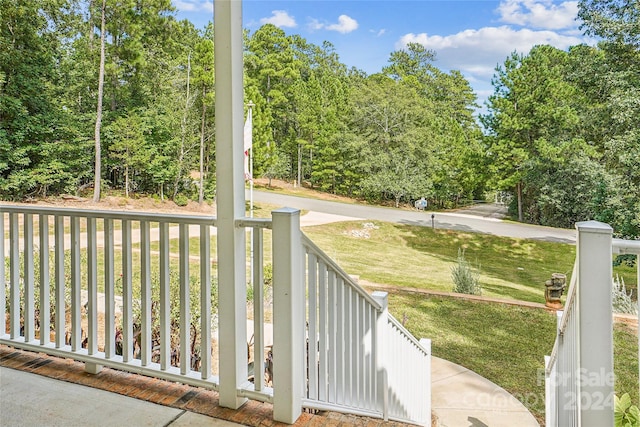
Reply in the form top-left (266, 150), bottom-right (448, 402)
top-left (250, 190), bottom-right (576, 243)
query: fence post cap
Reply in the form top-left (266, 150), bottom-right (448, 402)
top-left (575, 220), bottom-right (613, 234)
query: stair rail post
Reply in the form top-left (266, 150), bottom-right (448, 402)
top-left (576, 220), bottom-right (614, 427)
top-left (372, 291), bottom-right (389, 421)
top-left (272, 208), bottom-right (304, 424)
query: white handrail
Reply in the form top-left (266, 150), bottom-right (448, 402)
top-left (613, 238), bottom-right (640, 255)
top-left (301, 231), bottom-right (431, 426)
top-left (1, 206), bottom-right (219, 391)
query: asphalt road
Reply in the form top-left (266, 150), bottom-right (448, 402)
top-left (249, 189), bottom-right (577, 243)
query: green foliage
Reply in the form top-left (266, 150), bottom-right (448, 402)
top-left (173, 193), bottom-right (189, 206)
top-left (616, 393), bottom-right (640, 427)
top-left (4, 248), bottom-right (75, 333)
top-left (130, 264), bottom-right (218, 358)
top-left (3, 0), bottom-right (638, 239)
top-left (483, 16), bottom-right (640, 238)
top-left (451, 248), bottom-right (482, 295)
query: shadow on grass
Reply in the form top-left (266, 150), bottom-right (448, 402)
top-left (395, 224), bottom-right (576, 303)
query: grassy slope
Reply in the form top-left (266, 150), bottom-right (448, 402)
top-left (305, 221), bottom-right (576, 304)
top-left (387, 291), bottom-right (638, 423)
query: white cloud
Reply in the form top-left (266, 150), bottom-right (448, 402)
top-left (308, 19), bottom-right (324, 31)
top-left (260, 10), bottom-right (297, 28)
top-left (398, 26), bottom-right (583, 79)
top-left (497, 0), bottom-right (579, 30)
top-left (394, 1), bottom-right (589, 110)
top-left (311, 15), bottom-right (359, 34)
top-left (326, 15), bottom-right (359, 34)
top-left (173, 0), bottom-right (212, 13)
top-left (370, 28), bottom-right (387, 37)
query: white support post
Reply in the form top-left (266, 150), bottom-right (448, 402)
top-left (104, 219), bottom-right (115, 359)
top-left (9, 213), bottom-right (18, 339)
top-left (272, 208), bottom-right (303, 424)
top-left (576, 220), bottom-right (614, 427)
top-left (215, 0), bottom-right (248, 410)
top-left (70, 217), bottom-right (81, 351)
top-left (372, 291), bottom-right (389, 421)
top-left (252, 227), bottom-right (265, 391)
top-left (23, 214), bottom-right (34, 342)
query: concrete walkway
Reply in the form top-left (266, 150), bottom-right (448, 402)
top-left (432, 357), bottom-right (539, 427)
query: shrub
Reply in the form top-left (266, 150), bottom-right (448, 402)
top-left (451, 248), bottom-right (482, 295)
top-left (613, 275), bottom-right (637, 315)
top-left (174, 193), bottom-right (189, 207)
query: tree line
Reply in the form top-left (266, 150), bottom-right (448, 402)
top-left (1, 0), bottom-right (638, 237)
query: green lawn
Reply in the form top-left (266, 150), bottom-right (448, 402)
top-left (304, 220), bottom-right (637, 303)
top-left (302, 218), bottom-right (638, 424)
top-left (388, 291), bottom-right (639, 424)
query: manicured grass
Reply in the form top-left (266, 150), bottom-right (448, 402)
top-left (387, 291), bottom-right (639, 424)
top-left (304, 220), bottom-right (637, 303)
top-left (304, 221), bottom-right (575, 303)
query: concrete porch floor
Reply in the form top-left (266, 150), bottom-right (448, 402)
top-left (0, 345), bottom-right (540, 427)
top-left (0, 345), bottom-right (415, 427)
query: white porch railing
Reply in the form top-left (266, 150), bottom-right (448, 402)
top-left (1, 205), bottom-right (219, 386)
top-left (1, 205), bottom-right (431, 426)
top-left (545, 221), bottom-right (640, 427)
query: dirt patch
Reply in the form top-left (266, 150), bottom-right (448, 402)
top-left (6, 193), bottom-right (216, 216)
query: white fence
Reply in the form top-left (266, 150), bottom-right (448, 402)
top-left (1, 205), bottom-right (431, 425)
top-left (545, 221), bottom-right (640, 427)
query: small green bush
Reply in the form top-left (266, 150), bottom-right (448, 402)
top-left (174, 193), bottom-right (189, 207)
top-left (451, 248), bottom-right (482, 295)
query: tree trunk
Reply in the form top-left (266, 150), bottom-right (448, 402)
top-left (297, 143), bottom-right (302, 187)
top-left (517, 181), bottom-right (523, 222)
top-left (173, 51), bottom-right (191, 200)
top-left (125, 161), bottom-right (129, 198)
top-left (199, 87), bottom-right (206, 205)
top-left (92, 0), bottom-right (106, 203)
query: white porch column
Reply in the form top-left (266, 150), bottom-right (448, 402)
top-left (272, 208), bottom-right (303, 424)
top-left (576, 220), bottom-right (614, 427)
top-left (215, 0), bottom-right (248, 409)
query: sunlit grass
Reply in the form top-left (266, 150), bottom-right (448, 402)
top-left (389, 291), bottom-right (639, 424)
top-left (304, 220), bottom-right (636, 303)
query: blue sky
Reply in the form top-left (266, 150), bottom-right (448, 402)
top-left (173, 0), bottom-right (593, 108)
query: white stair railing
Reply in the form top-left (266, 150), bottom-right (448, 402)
top-left (302, 233), bottom-right (431, 426)
top-left (544, 220), bottom-right (640, 427)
